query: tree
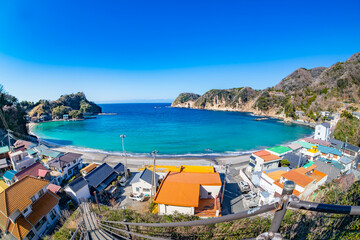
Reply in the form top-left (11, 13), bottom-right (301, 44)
top-left (69, 110), bottom-right (83, 119)
top-left (281, 159), bottom-right (290, 167)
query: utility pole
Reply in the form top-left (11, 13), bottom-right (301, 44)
top-left (221, 164), bottom-right (229, 206)
top-left (120, 135), bottom-right (127, 177)
top-left (151, 150), bottom-right (158, 197)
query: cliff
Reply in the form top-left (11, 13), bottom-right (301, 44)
top-left (28, 92), bottom-right (102, 120)
top-left (172, 52), bottom-right (360, 122)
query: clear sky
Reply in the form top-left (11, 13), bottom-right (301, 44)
top-left (0, 0), bottom-right (359, 103)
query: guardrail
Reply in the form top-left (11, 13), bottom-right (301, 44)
top-left (94, 181), bottom-right (360, 240)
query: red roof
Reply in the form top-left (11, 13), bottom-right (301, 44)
top-left (303, 137), bottom-right (331, 146)
top-left (14, 140), bottom-right (33, 149)
top-left (15, 162), bottom-right (48, 180)
top-left (47, 183), bottom-right (61, 194)
top-left (38, 169), bottom-right (48, 178)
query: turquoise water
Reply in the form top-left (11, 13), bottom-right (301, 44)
top-left (32, 103), bottom-right (313, 156)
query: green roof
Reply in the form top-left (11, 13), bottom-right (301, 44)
top-left (293, 141), bottom-right (315, 149)
top-left (27, 148), bottom-right (37, 155)
top-left (303, 161), bottom-right (314, 168)
top-left (0, 146), bottom-right (9, 154)
top-left (266, 145), bottom-right (292, 154)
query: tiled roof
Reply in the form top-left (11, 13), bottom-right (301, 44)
top-left (0, 176), bottom-right (49, 216)
top-left (313, 160), bottom-right (341, 181)
top-left (287, 142), bottom-right (302, 150)
top-left (85, 163), bottom-right (117, 188)
top-left (47, 183), bottom-right (61, 194)
top-left (253, 150), bottom-right (282, 162)
top-left (114, 163), bottom-right (125, 173)
top-left (139, 165), bottom-right (215, 173)
top-left (14, 140), bottom-right (34, 149)
top-left (154, 172), bottom-right (221, 207)
top-left (3, 170), bottom-right (17, 180)
top-left (0, 181), bottom-right (8, 192)
top-left (130, 168), bottom-right (159, 185)
top-left (317, 145), bottom-right (342, 156)
top-left (48, 152), bottom-right (82, 169)
top-left (303, 137), bottom-right (331, 147)
top-left (282, 153), bottom-right (307, 169)
top-left (15, 162), bottom-right (48, 180)
top-left (68, 177), bottom-right (88, 192)
top-left (281, 169), bottom-right (315, 188)
top-left (265, 170), bottom-right (288, 182)
top-left (81, 163), bottom-right (98, 174)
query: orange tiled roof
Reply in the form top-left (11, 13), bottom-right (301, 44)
top-left (27, 192), bottom-right (60, 225)
top-left (154, 172), bottom-right (222, 207)
top-left (0, 176), bottom-right (49, 217)
top-left (81, 163), bottom-right (98, 174)
top-left (265, 171), bottom-right (288, 182)
top-left (273, 181), bottom-right (301, 196)
top-left (7, 215), bottom-right (33, 240)
top-left (281, 168), bottom-right (315, 188)
top-left (253, 150), bottom-right (282, 162)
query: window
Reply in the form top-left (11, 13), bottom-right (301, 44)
top-left (143, 188), bottom-right (150, 192)
top-left (23, 207), bottom-right (29, 215)
top-left (30, 196), bottom-right (36, 202)
top-left (49, 209), bottom-right (57, 220)
top-left (35, 217), bottom-right (47, 231)
top-left (26, 230), bottom-right (35, 240)
top-left (38, 189), bottom-right (44, 198)
top-left (136, 187), bottom-right (140, 192)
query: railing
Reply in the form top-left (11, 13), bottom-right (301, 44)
top-left (94, 181), bottom-right (360, 240)
top-left (70, 220), bottom-right (88, 240)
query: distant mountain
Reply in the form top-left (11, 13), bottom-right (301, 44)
top-left (28, 92), bottom-right (102, 120)
top-left (172, 52), bottom-right (360, 122)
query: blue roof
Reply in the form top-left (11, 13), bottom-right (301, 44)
top-left (3, 170), bottom-right (17, 180)
top-left (68, 177), bottom-right (88, 192)
top-left (113, 163), bottom-right (125, 173)
top-left (339, 156), bottom-right (353, 165)
top-left (317, 145), bottom-right (342, 156)
top-left (85, 163), bottom-right (117, 188)
top-left (345, 143), bottom-right (360, 152)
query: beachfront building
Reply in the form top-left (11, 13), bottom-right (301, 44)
top-left (0, 176), bottom-right (61, 240)
top-left (303, 137), bottom-right (331, 147)
top-left (48, 152), bottom-right (83, 185)
top-left (287, 142), bottom-right (303, 153)
top-left (313, 160), bottom-right (342, 182)
top-left (65, 177), bottom-right (91, 203)
top-left (266, 146), bottom-right (292, 157)
top-left (13, 140), bottom-right (36, 151)
top-left (0, 146), bottom-right (11, 172)
top-left (138, 165), bottom-right (216, 179)
top-left (84, 163), bottom-right (118, 193)
top-left (314, 123), bottom-right (330, 141)
top-left (249, 150), bottom-right (282, 172)
top-left (3, 170), bottom-right (17, 185)
top-left (9, 150), bottom-right (36, 171)
top-left (34, 145), bottom-right (62, 165)
top-left (339, 156), bottom-right (353, 172)
top-left (14, 162), bottom-right (50, 182)
top-left (317, 145), bottom-right (342, 161)
top-left (303, 146), bottom-right (321, 161)
top-left (259, 165), bottom-right (327, 201)
top-left (329, 138), bottom-right (360, 158)
top-left (281, 152), bottom-right (307, 169)
top-left (80, 163), bottom-right (98, 176)
top-left (130, 168), bottom-right (160, 196)
top-left (154, 171), bottom-right (222, 217)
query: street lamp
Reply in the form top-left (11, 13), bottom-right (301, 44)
top-left (120, 135), bottom-right (127, 176)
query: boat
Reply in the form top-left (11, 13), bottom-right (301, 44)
top-left (253, 118), bottom-right (269, 121)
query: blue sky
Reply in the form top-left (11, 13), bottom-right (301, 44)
top-left (0, 0), bottom-right (359, 103)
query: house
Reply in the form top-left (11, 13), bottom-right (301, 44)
top-left (130, 168), bottom-right (159, 196)
top-left (63, 114), bottom-right (69, 120)
top-left (293, 141), bottom-right (316, 150)
top-left (154, 171), bottom-right (222, 217)
top-left (295, 111), bottom-right (305, 118)
top-left (259, 165), bottom-right (327, 201)
top-left (34, 145), bottom-right (62, 163)
top-left (113, 162), bottom-right (126, 176)
top-left (266, 146), bottom-right (292, 157)
top-left (65, 177), bottom-right (91, 203)
top-left (313, 160), bottom-right (342, 182)
top-left (320, 111), bottom-right (330, 117)
top-left (138, 165), bottom-right (215, 179)
top-left (329, 138), bottom-right (345, 150)
top-left (9, 150), bottom-right (36, 171)
top-left (303, 146), bottom-right (321, 161)
top-left (14, 140), bottom-right (36, 151)
top-left (48, 152), bottom-right (83, 184)
top-left (0, 145), bottom-right (11, 171)
top-left (80, 163), bottom-right (98, 176)
top-left (84, 163), bottom-right (118, 192)
top-left (314, 123), bottom-right (330, 141)
top-left (3, 170), bottom-right (18, 185)
top-left (46, 183), bottom-right (61, 195)
top-left (251, 167), bottom-right (290, 187)
top-left (0, 176), bottom-right (61, 240)
top-left (317, 145), bottom-right (342, 161)
top-left (338, 156), bottom-right (353, 172)
top-left (343, 143), bottom-right (360, 158)
top-left (249, 150), bottom-right (282, 172)
top-left (287, 142), bottom-right (302, 152)
top-left (281, 152), bottom-right (307, 169)
top-left (303, 137), bottom-right (331, 147)
top-left (14, 162), bottom-right (50, 181)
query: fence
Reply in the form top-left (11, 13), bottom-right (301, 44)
top-left (91, 181), bottom-right (360, 240)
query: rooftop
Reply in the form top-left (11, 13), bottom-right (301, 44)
top-left (85, 163), bottom-right (117, 189)
top-left (68, 177), bottom-right (88, 192)
top-left (0, 146), bottom-right (9, 155)
top-left (48, 152), bottom-right (82, 169)
top-left (317, 145), bottom-right (342, 156)
top-left (81, 163), bottom-right (98, 174)
top-left (15, 162), bottom-right (48, 180)
top-left (253, 150), bottom-right (282, 162)
top-left (130, 168), bottom-right (159, 185)
top-left (3, 170), bottom-right (17, 180)
top-left (139, 165), bottom-right (215, 173)
top-left (0, 181), bottom-right (8, 192)
top-left (266, 146), bottom-right (292, 155)
top-left (303, 137), bottom-right (331, 147)
top-left (154, 171), bottom-right (221, 207)
top-left (293, 141), bottom-right (315, 149)
top-left (14, 140), bottom-right (35, 149)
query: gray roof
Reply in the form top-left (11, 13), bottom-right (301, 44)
top-left (130, 168), bottom-right (159, 185)
top-left (282, 153), bottom-right (307, 169)
top-left (48, 152), bottom-right (82, 169)
top-left (321, 123), bottom-right (330, 128)
top-left (287, 142), bottom-right (302, 151)
top-left (313, 160), bottom-right (340, 182)
top-left (339, 156), bottom-right (353, 165)
top-left (85, 163), bottom-right (117, 188)
top-left (114, 163), bottom-right (125, 174)
top-left (329, 138), bottom-right (345, 149)
top-left (345, 143), bottom-right (360, 152)
top-left (68, 177), bottom-right (88, 192)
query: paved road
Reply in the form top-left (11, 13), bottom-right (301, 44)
top-left (81, 203), bottom-right (115, 240)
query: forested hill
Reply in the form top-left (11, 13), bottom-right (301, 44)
top-left (172, 52), bottom-right (360, 122)
top-left (27, 92), bottom-right (102, 120)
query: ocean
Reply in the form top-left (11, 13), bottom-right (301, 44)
top-left (31, 103), bottom-right (313, 156)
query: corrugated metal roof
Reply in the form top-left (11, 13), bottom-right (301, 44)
top-left (0, 146), bottom-right (9, 154)
top-left (68, 177), bottom-right (88, 192)
top-left (85, 163), bottom-right (117, 188)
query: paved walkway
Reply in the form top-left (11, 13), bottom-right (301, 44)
top-left (81, 203), bottom-right (115, 240)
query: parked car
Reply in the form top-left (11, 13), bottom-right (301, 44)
top-left (240, 191), bottom-right (257, 201)
top-left (239, 181), bottom-right (251, 193)
top-left (129, 193), bottom-right (145, 202)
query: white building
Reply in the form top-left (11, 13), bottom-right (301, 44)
top-left (154, 172), bottom-right (222, 217)
top-left (314, 123), bottom-right (330, 141)
top-left (65, 177), bottom-right (91, 203)
top-left (48, 152), bottom-right (83, 185)
top-left (9, 150), bottom-right (36, 171)
top-left (130, 168), bottom-right (159, 196)
top-left (249, 150), bottom-right (282, 172)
